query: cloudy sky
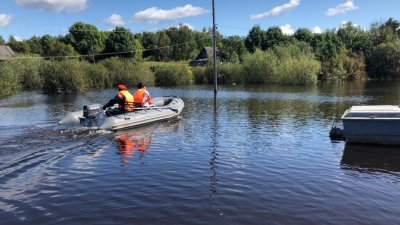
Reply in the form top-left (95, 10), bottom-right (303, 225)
top-left (0, 0), bottom-right (399, 40)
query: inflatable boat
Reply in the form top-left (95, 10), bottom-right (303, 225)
top-left (59, 96), bottom-right (184, 131)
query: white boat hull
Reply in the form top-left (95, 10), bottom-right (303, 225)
top-left (341, 105), bottom-right (400, 145)
top-left (59, 96), bottom-right (184, 131)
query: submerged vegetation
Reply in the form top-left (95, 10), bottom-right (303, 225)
top-left (1, 18), bottom-right (400, 96)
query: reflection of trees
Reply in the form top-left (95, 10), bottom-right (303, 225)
top-left (363, 80), bottom-right (400, 105)
top-left (219, 81), bottom-right (372, 134)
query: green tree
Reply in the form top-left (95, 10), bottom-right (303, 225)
top-left (193, 28), bottom-right (213, 51)
top-left (370, 18), bottom-right (399, 46)
top-left (311, 30), bottom-right (343, 61)
top-left (244, 25), bottom-right (263, 53)
top-left (337, 21), bottom-right (371, 55)
top-left (294, 28), bottom-right (313, 44)
top-left (141, 32), bottom-right (159, 59)
top-left (47, 41), bottom-right (79, 59)
top-left (103, 27), bottom-right (142, 60)
top-left (221, 35), bottom-right (246, 62)
top-left (40, 35), bottom-right (56, 56)
top-left (156, 31), bottom-right (171, 61)
top-left (0, 36), bottom-right (5, 45)
top-left (7, 36), bottom-right (31, 53)
top-left (26, 36), bottom-right (43, 55)
top-left (166, 25), bottom-right (197, 60)
top-left (66, 22), bottom-right (105, 59)
top-left (261, 26), bottom-right (287, 50)
top-left (366, 40), bottom-right (400, 79)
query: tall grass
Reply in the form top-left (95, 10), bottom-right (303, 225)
top-left (190, 44), bottom-right (319, 85)
top-left (99, 57), bottom-right (154, 89)
top-left (241, 44), bottom-right (320, 85)
top-left (40, 60), bottom-right (87, 94)
top-left (0, 61), bottom-right (20, 96)
top-left (153, 62), bottom-right (193, 86)
top-left (0, 45), bottom-right (320, 97)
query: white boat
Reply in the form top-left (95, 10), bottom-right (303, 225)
top-left (341, 105), bottom-right (400, 145)
top-left (59, 96), bottom-right (184, 131)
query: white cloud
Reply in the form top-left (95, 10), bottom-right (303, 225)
top-left (132, 4), bottom-right (208, 23)
top-left (326, 0), bottom-right (358, 16)
top-left (16, 0), bottom-right (88, 13)
top-left (14, 36), bottom-right (24, 41)
top-left (180, 23), bottom-right (194, 30)
top-left (341, 20), bottom-right (358, 27)
top-left (105, 14), bottom-right (125, 26)
top-left (312, 26), bottom-right (322, 34)
top-left (0, 14), bottom-right (12, 27)
top-left (280, 24), bottom-right (294, 35)
top-left (250, 0), bottom-right (300, 20)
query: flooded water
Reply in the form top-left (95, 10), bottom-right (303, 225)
top-left (1, 81), bottom-right (400, 225)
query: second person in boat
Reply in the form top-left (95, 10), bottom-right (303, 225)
top-left (134, 82), bottom-right (153, 109)
top-left (102, 84), bottom-right (134, 116)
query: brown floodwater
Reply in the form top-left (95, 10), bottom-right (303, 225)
top-left (0, 80), bottom-right (400, 225)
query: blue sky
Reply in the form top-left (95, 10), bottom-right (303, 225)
top-left (0, 0), bottom-right (399, 40)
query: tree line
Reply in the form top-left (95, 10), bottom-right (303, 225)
top-left (1, 18), bottom-right (400, 81)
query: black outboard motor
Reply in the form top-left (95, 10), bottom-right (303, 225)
top-left (83, 104), bottom-right (103, 118)
top-left (329, 119), bottom-right (345, 141)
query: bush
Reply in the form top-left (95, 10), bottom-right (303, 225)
top-left (81, 62), bottom-right (109, 89)
top-left (154, 62), bottom-right (193, 86)
top-left (366, 41), bottom-right (400, 79)
top-left (241, 44), bottom-right (320, 85)
top-left (40, 60), bottom-right (87, 94)
top-left (319, 49), bottom-right (366, 81)
top-left (99, 57), bottom-right (154, 89)
top-left (191, 66), bottom-right (208, 84)
top-left (17, 56), bottom-right (43, 91)
top-left (208, 61), bottom-right (243, 85)
top-left (0, 61), bottom-right (20, 96)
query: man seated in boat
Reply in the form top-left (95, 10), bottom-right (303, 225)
top-left (102, 84), bottom-right (134, 116)
top-left (134, 82), bottom-right (153, 109)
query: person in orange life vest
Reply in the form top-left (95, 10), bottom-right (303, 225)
top-left (133, 82), bottom-right (153, 108)
top-left (103, 84), bottom-right (134, 116)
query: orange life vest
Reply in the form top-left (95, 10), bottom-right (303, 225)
top-left (118, 90), bottom-right (134, 112)
top-left (134, 88), bottom-right (153, 106)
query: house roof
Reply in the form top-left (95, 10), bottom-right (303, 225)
top-left (0, 46), bottom-right (15, 60)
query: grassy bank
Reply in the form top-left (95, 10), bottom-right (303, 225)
top-left (0, 45), bottom-right (321, 97)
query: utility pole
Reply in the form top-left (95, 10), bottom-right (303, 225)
top-left (212, 0), bottom-right (217, 95)
top-left (90, 33), bottom-right (95, 63)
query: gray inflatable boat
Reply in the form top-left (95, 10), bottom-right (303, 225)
top-left (59, 96), bottom-right (184, 131)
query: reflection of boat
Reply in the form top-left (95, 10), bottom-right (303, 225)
top-left (341, 105), bottom-right (400, 145)
top-left (59, 96), bottom-right (184, 131)
top-left (114, 121), bottom-right (181, 165)
top-left (341, 144), bottom-right (400, 172)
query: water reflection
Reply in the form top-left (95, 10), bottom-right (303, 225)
top-left (341, 144), bottom-right (400, 173)
top-left (114, 127), bottom-right (153, 167)
top-left (113, 121), bottom-right (181, 168)
top-left (210, 98), bottom-right (218, 195)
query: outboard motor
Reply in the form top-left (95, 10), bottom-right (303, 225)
top-left (83, 104), bottom-right (103, 118)
top-left (329, 119), bottom-right (345, 141)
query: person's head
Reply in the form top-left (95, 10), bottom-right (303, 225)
top-left (118, 84), bottom-right (127, 91)
top-left (137, 82), bottom-right (144, 89)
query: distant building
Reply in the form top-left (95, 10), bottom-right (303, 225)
top-left (0, 46), bottom-right (15, 60)
top-left (189, 47), bottom-right (223, 67)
